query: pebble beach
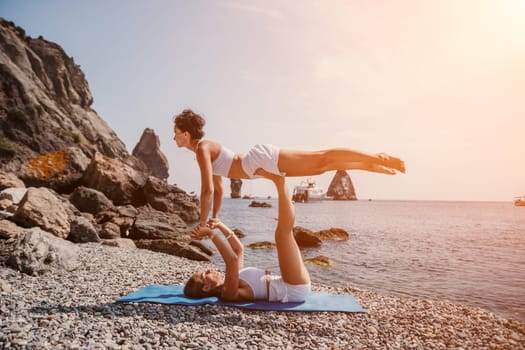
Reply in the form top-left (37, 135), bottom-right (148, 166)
top-left (1, 243), bottom-right (523, 350)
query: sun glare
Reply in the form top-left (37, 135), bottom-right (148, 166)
top-left (496, 0), bottom-right (525, 32)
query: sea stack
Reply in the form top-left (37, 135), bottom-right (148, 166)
top-left (327, 170), bottom-right (357, 200)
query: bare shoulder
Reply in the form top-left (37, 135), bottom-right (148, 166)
top-left (197, 140), bottom-right (222, 156)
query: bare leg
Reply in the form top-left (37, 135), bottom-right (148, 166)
top-left (277, 148), bottom-right (405, 176)
top-left (260, 170), bottom-right (310, 285)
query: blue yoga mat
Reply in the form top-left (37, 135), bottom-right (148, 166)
top-left (117, 284), bottom-right (365, 313)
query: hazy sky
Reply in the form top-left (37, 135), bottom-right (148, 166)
top-left (2, 0), bottom-right (524, 201)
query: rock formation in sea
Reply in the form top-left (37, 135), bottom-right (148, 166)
top-left (132, 128), bottom-right (169, 180)
top-left (248, 201), bottom-right (272, 208)
top-left (0, 18), bottom-right (210, 272)
top-left (230, 178), bottom-right (242, 198)
top-left (327, 170), bottom-right (357, 200)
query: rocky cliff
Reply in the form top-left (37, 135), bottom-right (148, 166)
top-left (0, 19), bottom-right (210, 268)
top-left (0, 18), bottom-right (128, 172)
top-left (327, 170), bottom-right (357, 200)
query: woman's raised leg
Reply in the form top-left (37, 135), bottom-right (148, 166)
top-left (263, 171), bottom-right (310, 285)
top-left (277, 148), bottom-right (405, 177)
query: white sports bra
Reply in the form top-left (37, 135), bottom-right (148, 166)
top-left (239, 267), bottom-right (268, 300)
top-left (211, 145), bottom-right (235, 176)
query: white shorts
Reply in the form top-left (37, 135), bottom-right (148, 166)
top-left (241, 144), bottom-right (285, 179)
top-left (269, 276), bottom-right (311, 303)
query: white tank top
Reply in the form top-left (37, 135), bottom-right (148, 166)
top-left (211, 145), bottom-right (235, 176)
top-left (239, 267), bottom-right (268, 300)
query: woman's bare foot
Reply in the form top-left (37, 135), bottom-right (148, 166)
top-left (377, 153), bottom-right (405, 173)
top-left (369, 164), bottom-right (396, 175)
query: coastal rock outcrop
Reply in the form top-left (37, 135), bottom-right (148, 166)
top-left (327, 170), bottom-right (357, 200)
top-left (0, 187), bottom-right (26, 205)
top-left (12, 187), bottom-right (78, 239)
top-left (141, 176), bottom-right (199, 222)
top-left (0, 172), bottom-right (25, 190)
top-left (248, 241), bottom-right (276, 249)
top-left (69, 186), bottom-right (115, 215)
top-left (129, 208), bottom-right (187, 240)
top-left (316, 228), bottom-right (350, 241)
top-left (0, 18), bottom-right (128, 172)
top-left (293, 226), bottom-right (349, 248)
top-left (293, 226), bottom-right (322, 248)
top-left (18, 146), bottom-right (90, 193)
top-left (132, 128), bottom-right (169, 180)
top-left (68, 216), bottom-right (100, 243)
top-left (249, 201), bottom-right (272, 208)
top-left (230, 178), bottom-right (242, 198)
top-left (233, 228), bottom-right (246, 238)
top-left (135, 239), bottom-right (211, 261)
top-left (7, 227), bottom-right (80, 275)
top-left (304, 255), bottom-right (333, 267)
top-left (0, 19), bottom-right (208, 269)
top-left (0, 219), bottom-right (23, 239)
top-left (83, 152), bottom-right (148, 206)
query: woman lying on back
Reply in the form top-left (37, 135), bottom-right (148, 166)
top-left (184, 172), bottom-right (310, 302)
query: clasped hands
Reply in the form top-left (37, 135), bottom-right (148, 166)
top-left (189, 218), bottom-right (221, 240)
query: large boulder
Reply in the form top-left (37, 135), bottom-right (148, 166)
top-left (327, 170), bottom-right (357, 200)
top-left (315, 228), bottom-right (349, 241)
top-left (0, 219), bottom-right (24, 239)
top-left (69, 186), bottom-right (115, 215)
top-left (141, 176), bottom-right (199, 222)
top-left (94, 205), bottom-right (137, 238)
top-left (249, 201), bottom-right (272, 208)
top-left (18, 147), bottom-right (90, 193)
top-left (189, 240), bottom-right (214, 256)
top-left (99, 221), bottom-right (122, 239)
top-left (68, 216), bottom-right (100, 243)
top-left (0, 187), bottom-right (27, 204)
top-left (83, 152), bottom-right (148, 206)
top-left (232, 228), bottom-right (246, 238)
top-left (0, 172), bottom-right (25, 190)
top-left (6, 227), bottom-right (80, 275)
top-left (135, 239), bottom-right (211, 261)
top-left (131, 128), bottom-right (169, 180)
top-left (293, 226), bottom-right (322, 248)
top-left (12, 187), bottom-right (77, 238)
top-left (129, 207), bottom-right (187, 240)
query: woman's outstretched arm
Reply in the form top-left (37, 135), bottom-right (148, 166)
top-left (196, 145), bottom-right (214, 226)
top-left (210, 220), bottom-right (244, 270)
top-left (211, 175), bottom-right (224, 221)
top-left (190, 225), bottom-right (242, 300)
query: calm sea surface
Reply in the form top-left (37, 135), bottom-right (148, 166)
top-left (216, 198), bottom-right (525, 322)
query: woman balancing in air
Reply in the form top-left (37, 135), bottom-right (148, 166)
top-left (184, 172), bottom-right (311, 302)
top-left (173, 109), bottom-right (406, 227)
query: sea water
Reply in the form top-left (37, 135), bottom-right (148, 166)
top-left (216, 198), bottom-right (525, 322)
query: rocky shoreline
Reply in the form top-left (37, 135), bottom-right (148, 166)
top-left (1, 243), bottom-right (523, 349)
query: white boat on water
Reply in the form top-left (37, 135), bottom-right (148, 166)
top-left (292, 179), bottom-right (325, 202)
top-left (514, 196), bottom-right (525, 207)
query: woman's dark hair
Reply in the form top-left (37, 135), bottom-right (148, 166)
top-left (184, 274), bottom-right (222, 299)
top-left (173, 109), bottom-right (205, 139)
